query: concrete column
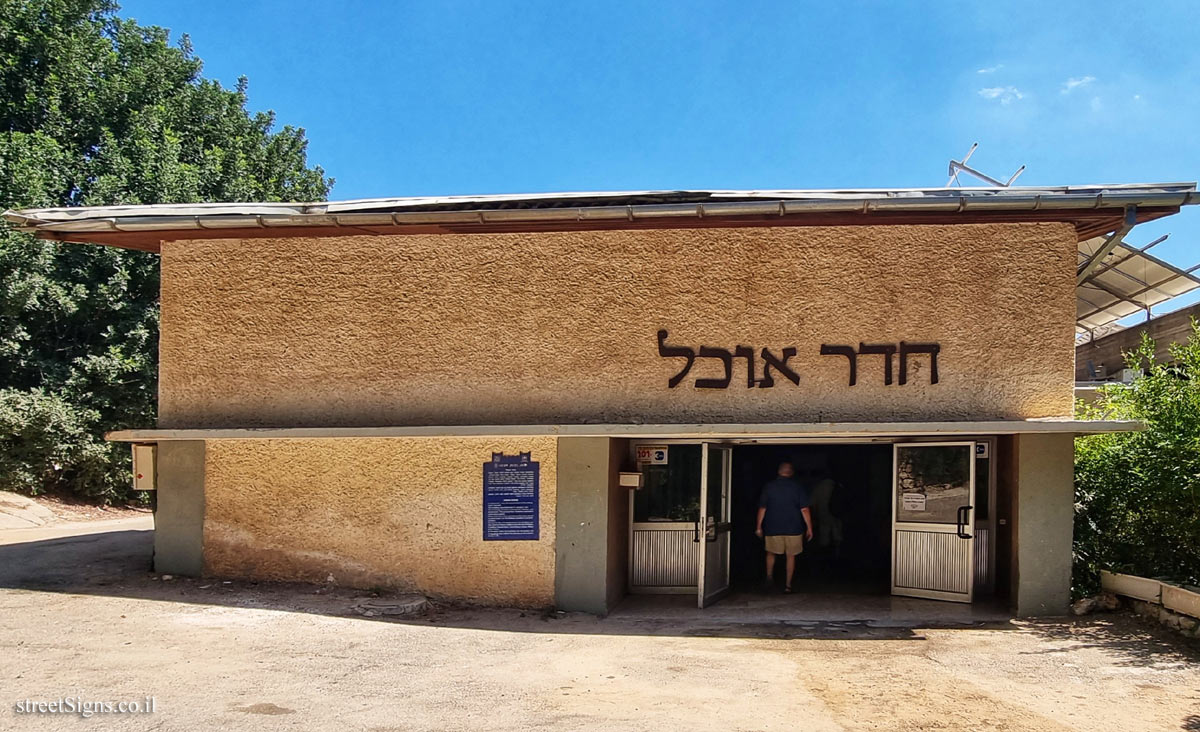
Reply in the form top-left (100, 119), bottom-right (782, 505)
top-left (604, 438), bottom-right (630, 610)
top-left (554, 437), bottom-right (615, 614)
top-left (1013, 433), bottom-right (1075, 616)
top-left (153, 440), bottom-right (206, 576)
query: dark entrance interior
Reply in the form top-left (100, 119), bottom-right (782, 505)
top-left (730, 444), bottom-right (893, 593)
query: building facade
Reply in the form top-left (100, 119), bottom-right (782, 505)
top-left (9, 184), bottom-right (1196, 616)
top-left (1076, 301), bottom-right (1200, 382)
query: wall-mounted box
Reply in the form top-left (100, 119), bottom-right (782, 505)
top-left (618, 472), bottom-right (644, 489)
top-left (132, 444), bottom-right (156, 491)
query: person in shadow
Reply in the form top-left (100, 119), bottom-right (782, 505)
top-left (754, 462), bottom-right (813, 594)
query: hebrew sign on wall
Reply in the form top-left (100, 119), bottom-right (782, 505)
top-left (657, 330), bottom-right (940, 389)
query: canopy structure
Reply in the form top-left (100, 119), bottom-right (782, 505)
top-left (1076, 234), bottom-right (1200, 336)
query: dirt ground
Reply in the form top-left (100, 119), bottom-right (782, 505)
top-left (2, 519), bottom-right (1199, 731)
top-left (30, 493), bottom-right (150, 522)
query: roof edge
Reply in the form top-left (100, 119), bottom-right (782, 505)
top-left (6, 183), bottom-right (1197, 237)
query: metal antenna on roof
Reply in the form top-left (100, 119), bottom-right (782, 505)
top-left (947, 143), bottom-right (1026, 187)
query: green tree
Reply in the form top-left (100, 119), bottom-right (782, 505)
top-left (0, 0), bottom-right (331, 501)
top-left (1074, 321), bottom-right (1200, 596)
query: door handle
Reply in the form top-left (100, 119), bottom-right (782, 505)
top-left (956, 505), bottom-right (974, 539)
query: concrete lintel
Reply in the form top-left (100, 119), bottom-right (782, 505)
top-left (108, 419), bottom-right (1141, 443)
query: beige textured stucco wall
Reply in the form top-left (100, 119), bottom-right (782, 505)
top-left (202, 437), bottom-right (557, 606)
top-left (160, 223), bottom-right (1076, 427)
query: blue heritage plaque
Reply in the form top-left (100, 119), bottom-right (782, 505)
top-left (483, 452), bottom-right (540, 541)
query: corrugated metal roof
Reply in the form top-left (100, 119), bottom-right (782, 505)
top-left (1076, 235), bottom-right (1200, 334)
top-left (4, 182), bottom-right (1198, 234)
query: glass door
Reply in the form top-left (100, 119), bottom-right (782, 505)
top-left (697, 443), bottom-right (733, 608)
top-left (891, 442), bottom-right (976, 603)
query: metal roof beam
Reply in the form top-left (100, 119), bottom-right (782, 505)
top-left (1076, 291), bottom-right (1109, 311)
top-left (1078, 233), bottom-right (1169, 280)
top-left (1093, 260), bottom-right (1182, 302)
top-left (1077, 207), bottom-right (1137, 285)
top-left (1077, 262), bottom-right (1200, 322)
top-left (1078, 281), bottom-right (1151, 313)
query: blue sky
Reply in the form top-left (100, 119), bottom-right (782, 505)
top-left (119, 0), bottom-right (1200, 322)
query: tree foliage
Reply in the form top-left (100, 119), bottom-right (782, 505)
top-left (0, 0), bottom-right (331, 501)
top-left (1074, 321), bottom-right (1200, 595)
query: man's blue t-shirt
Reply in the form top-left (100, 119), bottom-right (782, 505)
top-left (758, 477), bottom-right (810, 536)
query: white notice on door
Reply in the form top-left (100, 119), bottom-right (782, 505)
top-left (901, 493), bottom-right (927, 511)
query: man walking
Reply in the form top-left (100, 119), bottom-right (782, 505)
top-left (755, 461), bottom-right (813, 593)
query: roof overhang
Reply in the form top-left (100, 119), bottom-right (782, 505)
top-left (6, 183), bottom-right (1196, 252)
top-left (1076, 232), bottom-right (1200, 335)
top-left (107, 419), bottom-right (1141, 442)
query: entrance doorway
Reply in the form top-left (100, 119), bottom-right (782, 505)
top-left (628, 439), bottom-right (992, 609)
top-left (729, 444), bottom-right (893, 595)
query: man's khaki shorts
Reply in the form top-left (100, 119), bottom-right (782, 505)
top-left (764, 534), bottom-right (804, 556)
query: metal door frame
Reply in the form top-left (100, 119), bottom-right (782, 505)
top-left (973, 437), bottom-right (998, 596)
top-left (697, 442), bottom-right (733, 608)
top-left (623, 437), bottom-right (995, 602)
top-left (890, 441), bottom-right (977, 603)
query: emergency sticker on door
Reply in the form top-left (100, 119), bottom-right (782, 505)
top-left (636, 445), bottom-right (668, 464)
top-left (902, 493), bottom-right (927, 511)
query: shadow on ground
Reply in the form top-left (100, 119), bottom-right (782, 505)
top-left (3, 525), bottom-right (1199, 659)
top-left (1016, 608), bottom-right (1200, 667)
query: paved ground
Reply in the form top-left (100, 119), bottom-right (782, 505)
top-left (0, 490), bottom-right (149, 529)
top-left (2, 520), bottom-right (1199, 731)
top-left (0, 492), bottom-right (57, 529)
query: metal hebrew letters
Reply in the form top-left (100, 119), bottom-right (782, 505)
top-left (733, 346), bottom-right (756, 388)
top-left (858, 342), bottom-right (897, 385)
top-left (656, 329), bottom-right (695, 388)
top-left (657, 331), bottom-right (941, 389)
top-left (820, 342), bottom-right (940, 387)
top-left (820, 345), bottom-right (858, 386)
top-left (760, 347), bottom-right (800, 387)
top-left (694, 346), bottom-right (733, 389)
top-left (899, 341), bottom-right (940, 385)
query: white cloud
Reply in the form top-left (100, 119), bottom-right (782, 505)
top-left (978, 86), bottom-right (1024, 105)
top-left (1060, 76), bottom-right (1096, 94)
top-left (977, 64), bottom-right (1004, 74)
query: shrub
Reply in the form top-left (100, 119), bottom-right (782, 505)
top-left (1073, 320), bottom-right (1200, 596)
top-left (0, 388), bottom-right (126, 499)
